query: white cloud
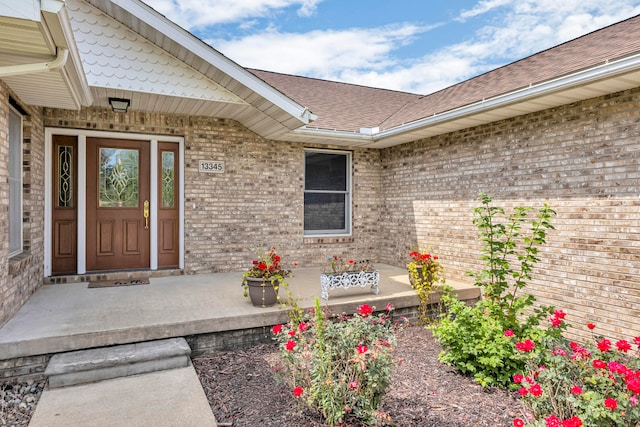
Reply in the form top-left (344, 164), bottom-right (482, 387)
top-left (153, 0), bottom-right (323, 28)
top-left (158, 0), bottom-right (640, 94)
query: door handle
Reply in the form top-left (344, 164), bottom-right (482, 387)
top-left (143, 200), bottom-right (149, 230)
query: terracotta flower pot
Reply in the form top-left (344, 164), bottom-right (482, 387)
top-left (245, 276), bottom-right (279, 307)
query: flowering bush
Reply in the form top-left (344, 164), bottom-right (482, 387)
top-left (431, 194), bottom-right (560, 387)
top-left (406, 250), bottom-right (444, 324)
top-left (241, 246), bottom-right (294, 298)
top-left (272, 298), bottom-right (405, 426)
top-left (325, 255), bottom-right (374, 274)
top-left (512, 322), bottom-right (640, 427)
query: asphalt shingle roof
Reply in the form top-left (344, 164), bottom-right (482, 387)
top-left (250, 14), bottom-right (640, 134)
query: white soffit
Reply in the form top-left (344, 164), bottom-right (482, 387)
top-left (67, 0), bottom-right (246, 106)
top-left (0, 1), bottom-right (92, 110)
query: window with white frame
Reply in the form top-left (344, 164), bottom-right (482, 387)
top-left (8, 106), bottom-right (23, 256)
top-left (304, 149), bottom-right (351, 235)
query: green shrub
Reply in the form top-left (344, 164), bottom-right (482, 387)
top-left (272, 298), bottom-right (404, 426)
top-left (431, 193), bottom-right (561, 387)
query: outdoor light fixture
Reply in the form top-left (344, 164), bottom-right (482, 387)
top-left (108, 97), bottom-right (130, 113)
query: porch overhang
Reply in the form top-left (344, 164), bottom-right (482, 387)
top-left (0, 0), bottom-right (92, 110)
top-left (83, 0), bottom-right (316, 140)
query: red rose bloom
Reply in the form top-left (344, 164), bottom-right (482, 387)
top-left (293, 386), bottom-right (303, 397)
top-left (570, 385), bottom-right (583, 395)
top-left (597, 339), bottom-right (611, 352)
top-left (357, 304), bottom-right (373, 316)
top-left (272, 324), bottom-right (282, 334)
top-left (356, 344), bottom-right (368, 354)
top-left (604, 397), bottom-right (617, 410)
top-left (530, 383), bottom-right (543, 397)
top-left (515, 339), bottom-right (536, 352)
top-left (513, 419), bottom-right (525, 427)
top-left (592, 359), bottom-right (606, 369)
top-left (285, 340), bottom-right (296, 351)
top-left (504, 329), bottom-right (514, 337)
top-left (616, 339), bottom-right (631, 352)
top-left (587, 323), bottom-right (596, 330)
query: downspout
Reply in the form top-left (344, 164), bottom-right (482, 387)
top-left (0, 47), bottom-right (68, 77)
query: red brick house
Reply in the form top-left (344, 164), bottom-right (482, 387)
top-left (1, 0), bottom-right (639, 339)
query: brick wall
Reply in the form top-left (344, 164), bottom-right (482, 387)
top-left (380, 87), bottom-right (640, 342)
top-left (44, 108), bottom-right (384, 275)
top-left (0, 83), bottom-right (45, 327)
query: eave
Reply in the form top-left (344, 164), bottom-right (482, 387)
top-left (0, 0), bottom-right (92, 110)
top-left (287, 52), bottom-right (640, 149)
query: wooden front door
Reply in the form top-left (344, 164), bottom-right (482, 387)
top-left (86, 138), bottom-right (150, 271)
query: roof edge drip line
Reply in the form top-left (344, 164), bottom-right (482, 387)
top-left (0, 47), bottom-right (68, 77)
top-left (376, 52), bottom-right (640, 139)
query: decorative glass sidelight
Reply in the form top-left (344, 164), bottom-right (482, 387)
top-left (161, 151), bottom-right (175, 208)
top-left (58, 145), bottom-right (73, 207)
top-left (99, 148), bottom-right (139, 207)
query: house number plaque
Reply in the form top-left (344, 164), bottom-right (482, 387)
top-left (198, 160), bottom-right (225, 173)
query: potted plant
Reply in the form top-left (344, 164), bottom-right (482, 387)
top-left (242, 246), bottom-right (293, 307)
top-left (320, 255), bottom-right (379, 300)
top-left (407, 250), bottom-right (444, 322)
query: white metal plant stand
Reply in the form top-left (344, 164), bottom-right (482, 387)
top-left (320, 271), bottom-right (380, 300)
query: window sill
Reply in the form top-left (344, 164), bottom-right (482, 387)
top-left (303, 236), bottom-right (354, 244)
top-left (9, 251), bottom-right (34, 277)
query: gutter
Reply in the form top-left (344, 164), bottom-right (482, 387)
top-left (292, 52), bottom-right (640, 146)
top-left (374, 52), bottom-right (640, 141)
top-left (0, 47), bottom-right (68, 77)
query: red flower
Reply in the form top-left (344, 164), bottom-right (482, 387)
top-left (409, 251), bottom-right (419, 258)
top-left (604, 397), bottom-right (617, 410)
top-left (513, 374), bottom-right (524, 384)
top-left (597, 339), bottom-right (611, 352)
top-left (513, 419), bottom-right (525, 427)
top-left (545, 414), bottom-right (560, 427)
top-left (518, 387), bottom-right (528, 396)
top-left (357, 304), bottom-right (373, 316)
top-left (349, 381), bottom-right (358, 389)
top-left (634, 336), bottom-right (640, 346)
top-left (285, 340), bottom-right (296, 351)
top-left (530, 383), bottom-right (543, 397)
top-left (627, 378), bottom-right (640, 394)
top-left (592, 359), bottom-right (606, 369)
top-left (257, 261), bottom-right (268, 271)
top-left (298, 322), bottom-right (308, 332)
top-left (562, 417), bottom-right (583, 427)
top-left (504, 329), bottom-right (514, 337)
top-left (272, 324), bottom-right (283, 334)
top-left (516, 339), bottom-right (536, 352)
top-left (293, 386), bottom-right (303, 397)
top-left (356, 344), bottom-right (368, 354)
top-left (616, 339), bottom-right (631, 352)
top-left (550, 317), bottom-right (562, 327)
top-left (348, 259), bottom-right (354, 264)
top-left (553, 309), bottom-right (566, 319)
top-left (570, 385), bottom-right (583, 395)
top-left (587, 323), bottom-right (596, 330)
top-left (288, 330), bottom-right (296, 337)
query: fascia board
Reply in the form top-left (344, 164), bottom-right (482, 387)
top-left (374, 53), bottom-right (640, 141)
top-left (109, 0), bottom-right (315, 125)
top-left (41, 3), bottom-right (93, 107)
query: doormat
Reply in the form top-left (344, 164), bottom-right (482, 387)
top-left (88, 278), bottom-right (150, 288)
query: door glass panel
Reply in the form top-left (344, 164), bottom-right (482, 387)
top-left (99, 148), bottom-right (139, 207)
top-left (161, 151), bottom-right (175, 208)
top-left (58, 145), bottom-right (73, 207)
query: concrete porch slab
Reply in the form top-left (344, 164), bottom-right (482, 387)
top-left (0, 265), bottom-right (478, 360)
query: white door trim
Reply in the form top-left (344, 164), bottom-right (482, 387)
top-left (44, 128), bottom-right (185, 276)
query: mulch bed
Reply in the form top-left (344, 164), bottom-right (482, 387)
top-left (193, 326), bottom-right (523, 426)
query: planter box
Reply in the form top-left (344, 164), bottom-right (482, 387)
top-left (320, 271), bottom-right (380, 300)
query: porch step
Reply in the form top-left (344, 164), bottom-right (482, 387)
top-left (44, 338), bottom-right (191, 388)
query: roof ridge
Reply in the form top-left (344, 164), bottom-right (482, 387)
top-left (247, 68), bottom-right (422, 97)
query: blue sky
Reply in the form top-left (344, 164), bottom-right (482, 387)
top-left (155, 0), bottom-right (640, 94)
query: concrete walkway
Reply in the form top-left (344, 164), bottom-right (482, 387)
top-left (29, 366), bottom-right (217, 427)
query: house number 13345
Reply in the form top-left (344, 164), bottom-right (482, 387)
top-left (198, 160), bottom-right (225, 173)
